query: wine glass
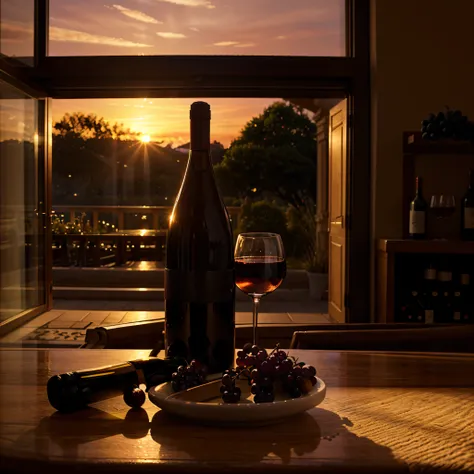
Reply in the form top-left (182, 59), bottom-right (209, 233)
top-left (430, 194), bottom-right (456, 218)
top-left (439, 194), bottom-right (456, 217)
top-left (234, 233), bottom-right (286, 345)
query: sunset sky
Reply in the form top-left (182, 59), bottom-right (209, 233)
top-left (1, 0), bottom-right (344, 144)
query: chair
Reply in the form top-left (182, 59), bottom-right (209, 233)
top-left (290, 324), bottom-right (474, 353)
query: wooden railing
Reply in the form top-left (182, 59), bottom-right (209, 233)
top-left (53, 205), bottom-right (242, 231)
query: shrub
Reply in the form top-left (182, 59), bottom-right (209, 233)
top-left (236, 200), bottom-right (288, 245)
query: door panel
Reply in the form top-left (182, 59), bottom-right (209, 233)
top-left (0, 80), bottom-right (48, 323)
top-left (328, 100), bottom-right (347, 322)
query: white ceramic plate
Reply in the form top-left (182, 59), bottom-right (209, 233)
top-left (148, 376), bottom-right (326, 426)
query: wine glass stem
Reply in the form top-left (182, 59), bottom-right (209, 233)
top-left (252, 296), bottom-right (261, 346)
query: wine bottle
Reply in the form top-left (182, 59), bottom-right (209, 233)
top-left (437, 258), bottom-right (453, 323)
top-left (165, 102), bottom-right (235, 373)
top-left (409, 176), bottom-right (427, 239)
top-left (47, 357), bottom-right (185, 412)
top-left (421, 261), bottom-right (437, 324)
top-left (461, 169), bottom-right (474, 240)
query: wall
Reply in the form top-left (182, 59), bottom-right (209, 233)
top-left (371, 0), bottom-right (474, 241)
top-left (370, 0), bottom-right (474, 318)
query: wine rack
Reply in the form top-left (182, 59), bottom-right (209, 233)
top-left (377, 239), bottom-right (474, 323)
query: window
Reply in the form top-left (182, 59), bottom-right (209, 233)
top-left (49, 0), bottom-right (345, 57)
top-left (0, 0), bottom-right (34, 62)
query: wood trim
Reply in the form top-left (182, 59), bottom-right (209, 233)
top-left (34, 0), bottom-right (48, 67)
top-left (404, 131), bottom-right (474, 155)
top-left (0, 305), bottom-right (46, 337)
top-left (379, 239), bottom-right (474, 254)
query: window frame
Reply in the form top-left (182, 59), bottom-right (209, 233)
top-left (5, 0), bottom-right (371, 322)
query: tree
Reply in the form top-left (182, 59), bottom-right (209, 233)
top-left (214, 102), bottom-right (316, 207)
top-left (54, 112), bottom-right (138, 140)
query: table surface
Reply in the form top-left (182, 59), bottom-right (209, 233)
top-left (1, 349), bottom-right (473, 474)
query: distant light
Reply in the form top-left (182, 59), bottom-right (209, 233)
top-left (68, 174), bottom-right (72, 178)
top-left (124, 164), bottom-right (128, 168)
top-left (164, 197), bottom-right (168, 200)
top-left (141, 215), bottom-right (147, 220)
top-left (73, 193), bottom-right (78, 197)
top-left (141, 135), bottom-right (151, 143)
top-left (251, 188), bottom-right (257, 193)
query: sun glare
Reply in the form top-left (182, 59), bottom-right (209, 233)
top-left (141, 134), bottom-right (151, 143)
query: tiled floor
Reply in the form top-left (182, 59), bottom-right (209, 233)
top-left (0, 306), bottom-right (333, 347)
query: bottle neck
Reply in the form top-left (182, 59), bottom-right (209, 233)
top-left (415, 177), bottom-right (422, 196)
top-left (190, 119), bottom-right (210, 152)
top-left (189, 118), bottom-right (211, 170)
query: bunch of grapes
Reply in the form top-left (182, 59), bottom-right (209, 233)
top-left (421, 108), bottom-right (474, 141)
top-left (171, 359), bottom-right (206, 392)
top-left (220, 343), bottom-right (317, 404)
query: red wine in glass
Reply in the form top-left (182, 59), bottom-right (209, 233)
top-left (235, 256), bottom-right (286, 295)
top-left (234, 232), bottom-right (286, 345)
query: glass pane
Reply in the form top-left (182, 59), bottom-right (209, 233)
top-left (0, 80), bottom-right (45, 322)
top-left (49, 0), bottom-right (345, 56)
top-left (0, 0), bottom-right (34, 63)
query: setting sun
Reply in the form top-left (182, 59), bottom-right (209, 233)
top-left (140, 134), bottom-right (151, 143)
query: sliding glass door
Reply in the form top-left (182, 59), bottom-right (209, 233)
top-left (0, 80), bottom-right (47, 323)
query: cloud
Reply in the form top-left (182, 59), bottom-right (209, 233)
top-left (50, 27), bottom-right (153, 47)
top-left (213, 41), bottom-right (240, 47)
top-left (189, 27), bottom-right (200, 32)
top-left (0, 21), bottom-right (32, 41)
top-left (157, 32), bottom-right (187, 39)
top-left (214, 41), bottom-right (255, 48)
top-left (155, 0), bottom-right (215, 9)
top-left (276, 35), bottom-right (287, 40)
top-left (111, 5), bottom-right (162, 24)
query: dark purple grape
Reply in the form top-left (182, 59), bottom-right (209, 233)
top-left (280, 359), bottom-right (293, 374)
top-left (220, 385), bottom-right (226, 394)
top-left (236, 358), bottom-right (246, 367)
top-left (292, 365), bottom-right (303, 377)
top-left (422, 132), bottom-right (430, 140)
top-left (171, 372), bottom-right (179, 380)
top-left (254, 392), bottom-right (274, 403)
top-left (237, 350), bottom-right (245, 358)
top-left (243, 342), bottom-right (253, 354)
top-left (260, 361), bottom-right (272, 376)
top-left (256, 350), bottom-right (267, 362)
top-left (268, 355), bottom-right (278, 366)
top-left (177, 365), bottom-right (186, 374)
top-left (276, 350), bottom-right (287, 361)
top-left (123, 386), bottom-right (146, 409)
top-left (245, 355), bottom-right (256, 367)
top-left (251, 345), bottom-right (260, 355)
top-left (302, 366), bottom-right (312, 378)
top-left (310, 376), bottom-right (317, 386)
top-left (288, 387), bottom-right (302, 398)
top-left (234, 386), bottom-right (242, 397)
top-left (306, 365), bottom-right (317, 377)
top-left (251, 383), bottom-right (259, 394)
top-left (171, 381), bottom-right (180, 392)
top-left (260, 377), bottom-right (272, 388)
top-left (222, 374), bottom-right (232, 386)
top-left (251, 369), bottom-right (260, 381)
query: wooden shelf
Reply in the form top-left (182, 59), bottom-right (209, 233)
top-left (379, 239), bottom-right (474, 254)
top-left (403, 131), bottom-right (474, 155)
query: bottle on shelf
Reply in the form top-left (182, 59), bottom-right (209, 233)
top-left (454, 267), bottom-right (472, 323)
top-left (409, 176), bottom-right (427, 239)
top-left (436, 257), bottom-right (453, 323)
top-left (165, 102), bottom-right (235, 374)
top-left (461, 169), bottom-right (474, 241)
top-left (421, 260), bottom-right (437, 324)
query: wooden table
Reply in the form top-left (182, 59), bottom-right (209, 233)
top-left (1, 349), bottom-right (473, 473)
